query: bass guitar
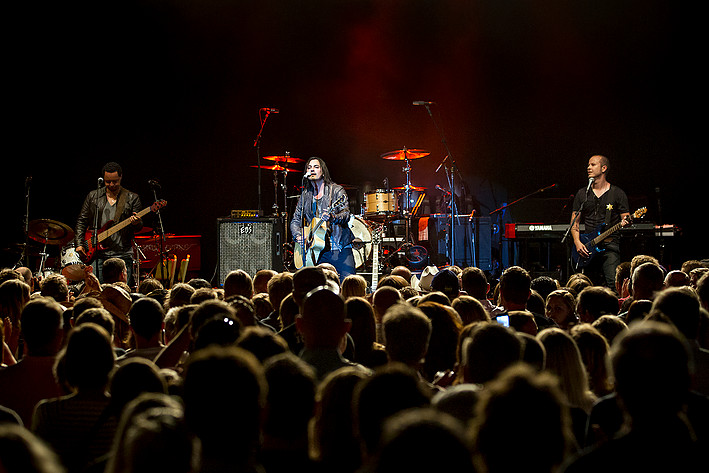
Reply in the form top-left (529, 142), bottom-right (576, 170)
top-left (80, 200), bottom-right (167, 264)
top-left (293, 194), bottom-right (348, 269)
top-left (571, 207), bottom-right (646, 271)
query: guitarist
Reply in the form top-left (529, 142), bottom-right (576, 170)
top-left (74, 162), bottom-right (143, 287)
top-left (570, 155), bottom-right (629, 290)
top-left (290, 157), bottom-right (355, 281)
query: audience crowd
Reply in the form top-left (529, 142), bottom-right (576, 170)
top-left (1, 254), bottom-right (708, 472)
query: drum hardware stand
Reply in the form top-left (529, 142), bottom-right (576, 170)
top-left (13, 176), bottom-right (33, 270)
top-left (253, 108), bottom-right (279, 217)
top-left (149, 179), bottom-right (170, 289)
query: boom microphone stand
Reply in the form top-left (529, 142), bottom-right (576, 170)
top-left (253, 108), bottom-right (279, 217)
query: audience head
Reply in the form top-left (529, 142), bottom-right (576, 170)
top-left (377, 275), bottom-right (409, 291)
top-left (74, 307), bottom-right (115, 339)
top-left (462, 322), bottom-right (522, 384)
top-left (531, 275), bottom-right (559, 301)
top-left (374, 408), bottom-right (473, 473)
top-left (592, 314), bottom-right (628, 346)
top-left (59, 323), bottom-right (115, 392)
top-left (612, 321), bottom-right (691, 422)
top-left (187, 278), bottom-right (211, 290)
top-left (570, 323), bottom-right (612, 397)
top-left (461, 266), bottom-right (490, 300)
top-left (390, 265), bottom-right (412, 283)
top-left (297, 286), bottom-right (349, 349)
top-left (102, 257), bottom-right (128, 284)
top-left (665, 269), bottom-right (690, 288)
top-left (631, 262), bottom-right (664, 300)
top-left (127, 297), bottom-right (165, 343)
top-left (20, 298), bottom-right (64, 356)
top-left (278, 293), bottom-right (299, 328)
top-left (235, 326), bottom-right (289, 363)
top-left (0, 424), bottom-right (64, 473)
top-left (469, 363), bottom-right (573, 473)
top-left (109, 357), bottom-right (168, 416)
top-left (430, 269), bottom-right (460, 301)
top-left (382, 304), bottom-right (431, 366)
top-left (253, 269), bottom-right (277, 295)
top-left (167, 283), bottom-right (195, 309)
top-left (341, 274), bottom-right (368, 300)
top-left (266, 272), bottom-right (293, 314)
top-left (353, 363), bottom-right (432, 458)
top-left (498, 266), bottom-right (531, 309)
top-left (417, 301), bottom-right (462, 381)
top-left (223, 269), bottom-right (254, 299)
top-left (526, 290), bottom-right (545, 315)
top-left (39, 274), bottom-right (69, 303)
top-left (451, 295), bottom-right (490, 325)
top-left (625, 299), bottom-right (653, 325)
top-left (372, 286), bottom-right (404, 321)
top-left (292, 267), bottom-right (327, 308)
top-left (518, 331), bottom-right (546, 371)
top-left (182, 346), bottom-right (266, 454)
top-left (650, 286), bottom-right (701, 341)
top-left (576, 286), bottom-right (619, 323)
top-left (545, 289), bottom-right (577, 329)
top-left (137, 278), bottom-right (163, 297)
top-left (698, 272), bottom-right (709, 311)
top-left (0, 278), bottom-right (32, 324)
top-left (537, 327), bottom-right (594, 411)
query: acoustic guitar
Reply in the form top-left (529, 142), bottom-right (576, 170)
top-left (293, 194), bottom-right (348, 269)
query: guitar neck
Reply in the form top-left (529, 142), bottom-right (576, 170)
top-left (98, 206), bottom-right (152, 242)
top-left (589, 220), bottom-right (625, 247)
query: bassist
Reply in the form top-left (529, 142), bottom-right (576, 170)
top-left (570, 155), bottom-right (629, 290)
top-left (74, 162), bottom-right (143, 287)
top-left (290, 157), bottom-right (355, 281)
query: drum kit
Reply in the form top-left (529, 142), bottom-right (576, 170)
top-left (252, 147), bottom-right (432, 271)
top-left (24, 218), bottom-right (85, 281)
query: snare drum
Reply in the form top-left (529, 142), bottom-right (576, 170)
top-left (364, 189), bottom-right (398, 220)
top-left (348, 215), bottom-right (372, 269)
top-left (61, 243), bottom-right (85, 281)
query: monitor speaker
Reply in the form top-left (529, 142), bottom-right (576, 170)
top-left (217, 218), bottom-right (284, 284)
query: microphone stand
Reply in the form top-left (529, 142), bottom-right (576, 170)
top-left (14, 176), bottom-right (32, 269)
top-left (92, 178), bottom-right (103, 269)
top-left (253, 109), bottom-right (276, 217)
top-left (424, 102), bottom-right (459, 266)
top-left (150, 181), bottom-right (168, 288)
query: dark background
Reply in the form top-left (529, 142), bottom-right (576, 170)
top-left (2, 1), bottom-right (703, 281)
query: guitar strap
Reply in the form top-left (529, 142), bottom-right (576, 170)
top-left (115, 188), bottom-right (129, 223)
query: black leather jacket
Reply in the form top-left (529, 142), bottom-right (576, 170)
top-left (74, 187), bottom-right (143, 255)
top-left (290, 182), bottom-right (354, 250)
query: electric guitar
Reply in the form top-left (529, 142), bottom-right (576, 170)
top-left (571, 207), bottom-right (647, 271)
top-left (370, 224), bottom-right (384, 291)
top-left (80, 200), bottom-right (167, 264)
top-left (293, 194), bottom-right (348, 269)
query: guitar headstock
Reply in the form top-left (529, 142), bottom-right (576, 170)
top-left (151, 200), bottom-right (167, 212)
top-left (632, 207), bottom-right (647, 220)
top-left (331, 194), bottom-right (348, 213)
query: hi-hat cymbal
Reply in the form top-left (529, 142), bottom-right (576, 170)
top-left (28, 219), bottom-right (75, 245)
top-left (380, 148), bottom-right (430, 160)
top-left (393, 185), bottom-right (427, 191)
top-left (263, 155), bottom-right (305, 164)
top-left (251, 164), bottom-right (300, 172)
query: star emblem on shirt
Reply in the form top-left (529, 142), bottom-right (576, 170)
top-left (606, 204), bottom-right (614, 211)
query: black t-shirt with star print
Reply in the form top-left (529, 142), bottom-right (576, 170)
top-left (573, 184), bottom-right (629, 246)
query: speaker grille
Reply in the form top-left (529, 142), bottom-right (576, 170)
top-left (218, 219), bottom-right (283, 283)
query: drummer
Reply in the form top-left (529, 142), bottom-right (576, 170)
top-left (74, 162), bottom-right (143, 288)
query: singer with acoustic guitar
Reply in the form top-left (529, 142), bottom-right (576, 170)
top-left (291, 157), bottom-right (356, 281)
top-left (74, 162), bottom-right (144, 287)
top-left (570, 155), bottom-right (630, 291)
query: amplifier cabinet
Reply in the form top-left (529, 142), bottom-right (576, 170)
top-left (217, 218), bottom-right (284, 284)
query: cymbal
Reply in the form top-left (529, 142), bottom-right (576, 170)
top-left (380, 148), bottom-right (430, 161)
top-left (263, 155), bottom-right (305, 164)
top-left (393, 185), bottom-right (426, 191)
top-left (251, 164), bottom-right (300, 172)
top-left (28, 219), bottom-right (75, 246)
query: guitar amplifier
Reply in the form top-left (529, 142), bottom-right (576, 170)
top-left (217, 218), bottom-right (284, 284)
top-left (418, 215), bottom-right (492, 271)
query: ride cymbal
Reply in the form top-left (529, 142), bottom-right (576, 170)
top-left (380, 148), bottom-right (430, 160)
top-left (28, 219), bottom-right (75, 245)
top-left (263, 155), bottom-right (305, 164)
top-left (251, 164), bottom-right (300, 172)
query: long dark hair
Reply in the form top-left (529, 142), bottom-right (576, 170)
top-left (307, 157), bottom-right (333, 184)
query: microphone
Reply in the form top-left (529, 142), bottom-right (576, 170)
top-left (260, 108), bottom-right (280, 113)
top-left (97, 177), bottom-right (105, 188)
top-left (149, 179), bottom-right (161, 189)
top-left (586, 177), bottom-right (594, 194)
top-left (434, 155), bottom-right (449, 174)
top-left (413, 101), bottom-right (436, 106)
top-left (435, 184), bottom-right (451, 195)
top-left (302, 170), bottom-right (314, 181)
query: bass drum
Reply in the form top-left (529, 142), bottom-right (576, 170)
top-left (61, 243), bottom-right (86, 281)
top-left (348, 215), bottom-right (372, 269)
